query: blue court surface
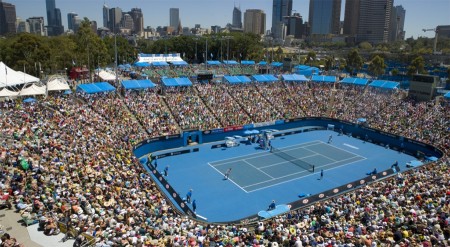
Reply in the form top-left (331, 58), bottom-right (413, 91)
top-left (151, 130), bottom-right (416, 222)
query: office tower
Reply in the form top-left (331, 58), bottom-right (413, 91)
top-left (122, 13), bottom-right (134, 30)
top-left (308, 0), bottom-right (341, 35)
top-left (357, 0), bottom-right (393, 44)
top-left (0, 1), bottom-right (16, 35)
top-left (73, 15), bottom-right (82, 32)
top-left (67, 12), bottom-right (77, 31)
top-left (437, 25), bottom-right (450, 38)
top-left (170, 8), bottom-right (179, 30)
top-left (27, 17), bottom-right (45, 36)
top-left (389, 5), bottom-right (405, 41)
top-left (243, 9), bottom-right (266, 35)
top-left (130, 8), bottom-right (144, 35)
top-left (285, 13), bottom-right (304, 38)
top-left (16, 17), bottom-right (30, 33)
top-left (46, 0), bottom-right (64, 36)
top-left (343, 0), bottom-right (360, 36)
top-left (272, 0), bottom-right (292, 39)
top-left (232, 5), bottom-right (242, 28)
top-left (103, 3), bottom-right (109, 29)
top-left (108, 7), bottom-right (122, 32)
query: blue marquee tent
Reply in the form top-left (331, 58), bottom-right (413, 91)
top-left (282, 74), bottom-right (309, 82)
top-left (162, 77), bottom-right (193, 87)
top-left (294, 65), bottom-right (320, 77)
top-left (311, 75), bottom-right (336, 83)
top-left (207, 61), bottom-right (222, 65)
top-left (252, 74), bottom-right (278, 83)
top-left (258, 61), bottom-right (268, 66)
top-left (340, 77), bottom-right (369, 86)
top-left (152, 61), bottom-right (169, 66)
top-left (121, 79), bottom-right (156, 90)
top-left (241, 60), bottom-right (255, 65)
top-left (223, 60), bottom-right (239, 65)
top-left (271, 62), bottom-right (283, 67)
top-left (223, 75), bottom-right (252, 84)
top-left (444, 91), bottom-right (450, 99)
top-left (171, 61), bottom-right (188, 66)
top-left (369, 80), bottom-right (399, 90)
top-left (134, 62), bottom-right (151, 67)
top-left (77, 82), bottom-right (116, 94)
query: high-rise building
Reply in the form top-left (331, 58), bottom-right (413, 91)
top-left (232, 5), bottom-right (242, 29)
top-left (73, 15), bottom-right (82, 32)
top-left (27, 17), bottom-right (45, 36)
top-left (243, 9), bottom-right (266, 35)
top-left (108, 7), bottom-right (122, 32)
top-left (170, 8), bottom-right (180, 31)
top-left (122, 13), bottom-right (134, 30)
top-left (46, 0), bottom-right (64, 36)
top-left (67, 12), bottom-right (77, 31)
top-left (102, 3), bottom-right (109, 29)
top-left (130, 8), bottom-right (144, 35)
top-left (357, 0), bottom-right (393, 44)
top-left (285, 13), bottom-right (304, 39)
top-left (437, 25), bottom-right (450, 39)
top-left (272, 0), bottom-right (292, 39)
top-left (308, 0), bottom-right (341, 35)
top-left (0, 1), bottom-right (17, 35)
top-left (389, 5), bottom-right (405, 42)
top-left (343, 0), bottom-right (360, 36)
top-left (16, 17), bottom-right (30, 33)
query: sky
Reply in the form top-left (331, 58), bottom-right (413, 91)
top-left (9, 0), bottom-right (450, 39)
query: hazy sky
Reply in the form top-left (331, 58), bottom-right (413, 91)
top-left (9, 0), bottom-right (450, 38)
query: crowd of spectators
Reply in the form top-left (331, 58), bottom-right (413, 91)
top-left (0, 78), bottom-right (448, 246)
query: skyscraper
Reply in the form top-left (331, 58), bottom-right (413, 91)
top-left (0, 1), bottom-right (16, 35)
top-left (389, 5), bottom-right (406, 42)
top-left (46, 0), bottom-right (64, 36)
top-left (285, 13), bottom-right (304, 38)
top-left (108, 7), bottom-right (122, 32)
top-left (343, 0), bottom-right (360, 36)
top-left (27, 17), bottom-right (45, 36)
top-left (272, 0), bottom-right (292, 39)
top-left (308, 0), bottom-right (341, 35)
top-left (357, 0), bottom-right (393, 44)
top-left (170, 8), bottom-right (179, 30)
top-left (102, 3), bottom-right (109, 29)
top-left (130, 8), bottom-right (144, 35)
top-left (243, 9), bottom-right (266, 35)
top-left (232, 5), bottom-right (242, 29)
top-left (16, 18), bottom-right (30, 33)
top-left (67, 12), bottom-right (78, 31)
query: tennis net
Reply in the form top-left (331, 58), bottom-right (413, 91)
top-left (270, 146), bottom-right (315, 173)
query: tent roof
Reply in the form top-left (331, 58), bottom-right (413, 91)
top-left (161, 77), bottom-right (192, 87)
top-left (282, 74), bottom-right (309, 82)
top-left (340, 77), bottom-right (369, 86)
top-left (368, 80), bottom-right (399, 89)
top-left (271, 62), bottom-right (283, 67)
top-left (121, 79), bottom-right (156, 90)
top-left (252, 74), bottom-right (278, 83)
top-left (47, 76), bottom-right (71, 91)
top-left (0, 62), bottom-right (39, 88)
top-left (241, 60), bottom-right (255, 65)
top-left (0, 88), bottom-right (19, 97)
top-left (98, 70), bottom-right (116, 81)
top-left (171, 61), bottom-right (188, 66)
top-left (152, 61), bottom-right (169, 66)
top-left (206, 60), bottom-right (222, 65)
top-left (134, 62), bottom-right (151, 67)
top-left (258, 61), bottom-right (267, 65)
top-left (311, 75), bottom-right (336, 83)
top-left (19, 84), bottom-right (46, 96)
top-left (76, 82), bottom-right (116, 94)
top-left (223, 60), bottom-right (238, 65)
top-left (444, 91), bottom-right (450, 99)
top-left (223, 75), bottom-right (252, 84)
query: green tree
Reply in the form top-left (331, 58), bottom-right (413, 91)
top-left (359, 41), bottom-right (373, 51)
top-left (368, 55), bottom-right (386, 78)
top-left (346, 49), bottom-right (364, 76)
top-left (324, 56), bottom-right (334, 71)
top-left (407, 56), bottom-right (426, 76)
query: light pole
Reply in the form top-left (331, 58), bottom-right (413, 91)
top-left (205, 38), bottom-right (208, 70)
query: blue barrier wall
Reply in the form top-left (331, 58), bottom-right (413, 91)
top-left (133, 117), bottom-right (444, 160)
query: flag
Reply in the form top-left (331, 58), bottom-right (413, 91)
top-left (210, 53), bottom-right (213, 58)
top-left (72, 60), bottom-right (76, 65)
top-left (240, 53), bottom-right (242, 57)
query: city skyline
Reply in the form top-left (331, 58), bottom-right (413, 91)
top-left (7, 0), bottom-right (450, 38)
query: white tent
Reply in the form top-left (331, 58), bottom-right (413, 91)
top-left (47, 76), bottom-right (70, 91)
top-left (0, 88), bottom-right (19, 97)
top-left (98, 70), bottom-right (116, 81)
top-left (0, 62), bottom-right (40, 88)
top-left (19, 84), bottom-right (46, 96)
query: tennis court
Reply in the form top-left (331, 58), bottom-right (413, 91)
top-left (209, 140), bottom-right (365, 193)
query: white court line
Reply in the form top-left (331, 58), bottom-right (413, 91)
top-left (243, 160), bottom-right (274, 179)
top-left (207, 162), bottom-right (248, 193)
top-left (244, 171), bottom-right (315, 193)
top-left (209, 140), bottom-right (322, 167)
top-left (316, 140), bottom-right (365, 158)
top-left (243, 168), bottom-right (309, 188)
top-left (343, 143), bottom-right (359, 149)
